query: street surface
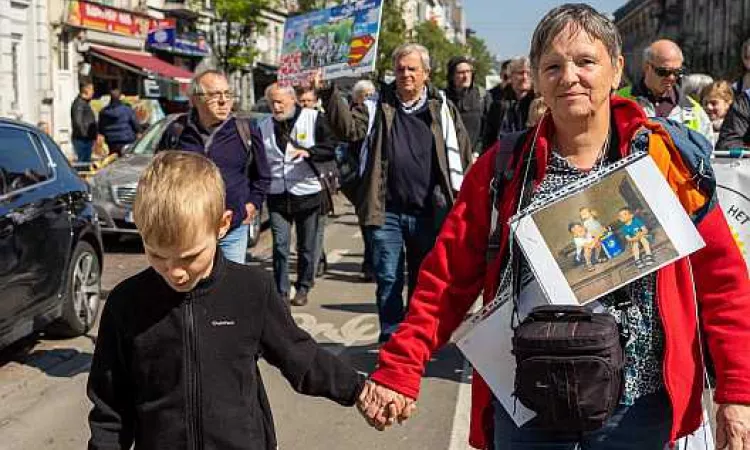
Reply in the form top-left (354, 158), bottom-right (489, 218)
top-left (0, 198), bottom-right (473, 450)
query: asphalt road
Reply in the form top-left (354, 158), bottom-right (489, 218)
top-left (0, 199), bottom-right (473, 450)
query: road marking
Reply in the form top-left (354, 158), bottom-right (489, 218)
top-left (448, 360), bottom-right (473, 450)
top-left (293, 313), bottom-right (380, 349)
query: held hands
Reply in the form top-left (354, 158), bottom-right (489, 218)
top-left (716, 404), bottom-right (750, 449)
top-left (357, 380), bottom-right (416, 431)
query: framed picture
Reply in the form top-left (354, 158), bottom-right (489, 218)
top-left (511, 154), bottom-right (705, 306)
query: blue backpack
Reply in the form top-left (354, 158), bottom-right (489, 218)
top-left (648, 117), bottom-right (717, 222)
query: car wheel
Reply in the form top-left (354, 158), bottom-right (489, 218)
top-left (47, 241), bottom-right (102, 337)
top-left (247, 213), bottom-right (261, 248)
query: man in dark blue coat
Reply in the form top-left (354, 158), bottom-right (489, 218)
top-left (98, 88), bottom-right (140, 156)
top-left (157, 70), bottom-right (271, 264)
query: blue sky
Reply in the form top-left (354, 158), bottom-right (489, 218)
top-left (464, 1), bottom-right (627, 61)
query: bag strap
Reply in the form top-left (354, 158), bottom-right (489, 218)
top-left (486, 131), bottom-right (527, 263)
top-left (235, 117), bottom-right (254, 155)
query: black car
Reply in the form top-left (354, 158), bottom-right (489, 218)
top-left (0, 119), bottom-right (103, 348)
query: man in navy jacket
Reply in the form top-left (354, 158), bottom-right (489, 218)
top-left (98, 88), bottom-right (140, 156)
top-left (157, 70), bottom-right (271, 263)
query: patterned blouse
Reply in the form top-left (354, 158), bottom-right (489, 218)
top-left (511, 148), bottom-right (665, 406)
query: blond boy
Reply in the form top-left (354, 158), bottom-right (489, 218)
top-left (87, 151), bottom-right (364, 450)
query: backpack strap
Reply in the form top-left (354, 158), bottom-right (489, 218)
top-left (486, 130), bottom-right (528, 263)
top-left (233, 117), bottom-right (257, 180)
top-left (156, 113), bottom-right (188, 153)
top-left (234, 117), bottom-right (254, 155)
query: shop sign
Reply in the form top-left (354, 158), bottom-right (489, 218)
top-left (147, 20), bottom-right (209, 57)
top-left (67, 0), bottom-right (150, 38)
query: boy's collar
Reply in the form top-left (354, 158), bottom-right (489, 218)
top-left (189, 248), bottom-right (227, 297)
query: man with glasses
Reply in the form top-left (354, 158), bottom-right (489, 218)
top-left (481, 56), bottom-right (535, 150)
top-left (157, 70), bottom-right (271, 264)
top-left (446, 56), bottom-right (484, 155)
top-left (619, 39), bottom-right (713, 141)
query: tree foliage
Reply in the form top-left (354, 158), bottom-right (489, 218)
top-left (412, 21), bottom-right (463, 88)
top-left (211, 0), bottom-right (272, 73)
top-left (466, 34), bottom-right (494, 90)
top-left (375, 0), bottom-right (407, 77)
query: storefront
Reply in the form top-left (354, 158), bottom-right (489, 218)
top-left (65, 0), bottom-right (193, 102)
top-left (146, 17), bottom-right (211, 73)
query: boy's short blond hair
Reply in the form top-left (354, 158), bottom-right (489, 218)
top-left (133, 151), bottom-right (226, 248)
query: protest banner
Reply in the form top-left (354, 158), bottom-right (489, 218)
top-left (714, 156), bottom-right (750, 272)
top-left (278, 0), bottom-right (383, 87)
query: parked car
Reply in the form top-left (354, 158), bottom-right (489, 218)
top-left (89, 112), bottom-right (270, 247)
top-left (0, 119), bottom-right (103, 348)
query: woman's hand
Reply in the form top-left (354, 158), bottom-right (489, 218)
top-left (716, 404), bottom-right (750, 449)
top-left (357, 380), bottom-right (416, 430)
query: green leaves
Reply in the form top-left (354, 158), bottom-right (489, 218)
top-left (211, 0), bottom-right (271, 72)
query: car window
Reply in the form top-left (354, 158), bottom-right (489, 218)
top-left (132, 119), bottom-right (169, 155)
top-left (0, 127), bottom-right (52, 195)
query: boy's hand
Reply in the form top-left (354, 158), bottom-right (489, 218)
top-left (357, 380), bottom-right (416, 430)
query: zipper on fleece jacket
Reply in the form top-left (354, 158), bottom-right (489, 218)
top-left (183, 295), bottom-right (203, 450)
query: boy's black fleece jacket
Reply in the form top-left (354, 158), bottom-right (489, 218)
top-left (87, 253), bottom-right (365, 450)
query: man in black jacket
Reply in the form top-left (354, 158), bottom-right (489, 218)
top-left (70, 80), bottom-right (97, 163)
top-left (157, 70), bottom-right (271, 264)
top-left (87, 151), bottom-right (364, 450)
top-left (446, 56), bottom-right (484, 154)
top-left (717, 90), bottom-right (750, 150)
top-left (481, 56), bottom-right (534, 150)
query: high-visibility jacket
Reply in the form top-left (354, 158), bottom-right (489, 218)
top-left (618, 84), bottom-right (714, 143)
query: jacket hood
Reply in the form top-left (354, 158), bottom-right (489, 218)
top-left (447, 56), bottom-right (474, 91)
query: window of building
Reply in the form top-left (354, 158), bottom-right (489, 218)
top-left (59, 33), bottom-right (70, 71)
top-left (0, 128), bottom-right (51, 195)
top-left (11, 40), bottom-right (20, 110)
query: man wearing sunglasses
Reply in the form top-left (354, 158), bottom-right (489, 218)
top-left (157, 70), bottom-right (271, 264)
top-left (619, 39), bottom-right (713, 142)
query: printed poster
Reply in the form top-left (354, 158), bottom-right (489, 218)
top-left (714, 157), bottom-right (750, 272)
top-left (278, 0), bottom-right (383, 87)
top-left (511, 154), bottom-right (705, 306)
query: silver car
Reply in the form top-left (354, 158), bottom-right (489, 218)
top-left (89, 114), bottom-right (267, 248)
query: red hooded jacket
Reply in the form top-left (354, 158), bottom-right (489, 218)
top-left (370, 97), bottom-right (750, 449)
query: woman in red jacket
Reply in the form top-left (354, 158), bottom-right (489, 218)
top-left (357, 4), bottom-right (750, 449)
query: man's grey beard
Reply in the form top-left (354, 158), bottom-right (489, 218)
top-left (274, 108), bottom-right (296, 121)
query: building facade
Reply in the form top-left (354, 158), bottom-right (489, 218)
top-left (0, 0), bottom-right (52, 126)
top-left (615, 0), bottom-right (750, 83)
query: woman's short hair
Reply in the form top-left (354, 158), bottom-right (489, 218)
top-left (134, 151), bottom-right (226, 248)
top-left (529, 4), bottom-right (622, 73)
top-left (700, 80), bottom-right (734, 105)
top-left (392, 43), bottom-right (431, 72)
top-left (682, 74), bottom-right (714, 101)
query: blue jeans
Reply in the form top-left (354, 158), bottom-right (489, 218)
top-left (219, 224), bottom-right (249, 264)
top-left (270, 208), bottom-right (319, 295)
top-left (73, 139), bottom-right (93, 163)
top-left (366, 210), bottom-right (441, 341)
top-left (493, 391), bottom-right (672, 450)
top-left (313, 213), bottom-right (327, 277)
